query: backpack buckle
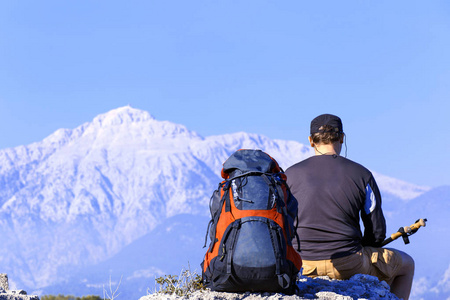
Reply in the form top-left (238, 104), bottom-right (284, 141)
top-left (278, 274), bottom-right (290, 289)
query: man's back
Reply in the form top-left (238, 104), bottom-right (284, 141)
top-left (286, 113), bottom-right (414, 299)
top-left (286, 154), bottom-right (386, 260)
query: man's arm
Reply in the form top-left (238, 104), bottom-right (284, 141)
top-left (361, 175), bottom-right (386, 247)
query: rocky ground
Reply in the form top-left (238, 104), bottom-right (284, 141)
top-left (140, 274), bottom-right (400, 300)
top-left (0, 274), bottom-right (39, 300)
top-left (0, 287), bottom-right (39, 300)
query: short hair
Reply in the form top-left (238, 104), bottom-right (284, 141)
top-left (310, 125), bottom-right (344, 145)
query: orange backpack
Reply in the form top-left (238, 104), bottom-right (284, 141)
top-left (201, 149), bottom-right (302, 294)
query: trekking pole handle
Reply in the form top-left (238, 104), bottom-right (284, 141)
top-left (382, 218), bottom-right (427, 246)
top-left (389, 218), bottom-right (427, 239)
top-left (411, 218), bottom-right (427, 230)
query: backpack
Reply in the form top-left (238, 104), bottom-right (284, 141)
top-left (201, 149), bottom-right (302, 294)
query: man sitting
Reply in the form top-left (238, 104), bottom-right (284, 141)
top-left (286, 114), bottom-right (414, 300)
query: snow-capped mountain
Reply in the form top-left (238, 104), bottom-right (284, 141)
top-left (0, 106), bottom-right (314, 289)
top-left (0, 106), bottom-right (443, 299)
top-left (0, 107), bottom-right (216, 288)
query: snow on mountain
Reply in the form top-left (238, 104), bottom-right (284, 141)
top-left (371, 171), bottom-right (431, 202)
top-left (0, 106), bottom-right (312, 290)
top-left (0, 106), bottom-right (437, 298)
top-left (0, 107), bottom-right (216, 289)
top-left (192, 132), bottom-right (313, 177)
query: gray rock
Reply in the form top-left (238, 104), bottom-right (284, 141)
top-left (10, 291), bottom-right (27, 296)
top-left (139, 274), bottom-right (399, 300)
top-left (0, 274), bottom-right (9, 291)
top-left (315, 292), bottom-right (353, 300)
top-left (0, 292), bottom-right (40, 300)
top-left (0, 274), bottom-right (39, 300)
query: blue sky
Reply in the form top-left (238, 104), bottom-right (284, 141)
top-left (0, 1), bottom-right (449, 187)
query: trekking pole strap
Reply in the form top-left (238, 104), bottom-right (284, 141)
top-left (381, 237), bottom-right (393, 247)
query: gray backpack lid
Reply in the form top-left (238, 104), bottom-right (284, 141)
top-left (222, 149), bottom-right (278, 175)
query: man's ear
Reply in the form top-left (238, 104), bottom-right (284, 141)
top-left (308, 136), bottom-right (314, 147)
top-left (340, 134), bottom-right (344, 144)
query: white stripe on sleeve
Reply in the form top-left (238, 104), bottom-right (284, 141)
top-left (364, 184), bottom-right (376, 214)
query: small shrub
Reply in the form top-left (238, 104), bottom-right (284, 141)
top-left (154, 267), bottom-right (204, 296)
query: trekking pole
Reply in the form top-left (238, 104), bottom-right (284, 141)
top-left (381, 218), bottom-right (427, 247)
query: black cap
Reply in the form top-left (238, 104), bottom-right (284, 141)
top-left (310, 114), bottom-right (343, 135)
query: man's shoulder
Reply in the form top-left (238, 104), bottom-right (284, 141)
top-left (285, 156), bottom-right (373, 177)
top-left (338, 156), bottom-right (372, 176)
top-left (285, 156), bottom-right (315, 174)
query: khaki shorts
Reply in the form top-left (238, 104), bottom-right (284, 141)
top-left (301, 247), bottom-right (403, 284)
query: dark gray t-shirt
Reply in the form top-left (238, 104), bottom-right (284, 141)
top-left (285, 155), bottom-right (386, 260)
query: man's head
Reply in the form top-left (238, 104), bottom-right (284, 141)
top-left (309, 114), bottom-right (344, 147)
